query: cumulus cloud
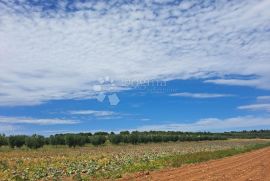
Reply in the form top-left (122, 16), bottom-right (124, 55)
top-left (170, 92), bottom-right (233, 98)
top-left (0, 116), bottom-right (79, 125)
top-left (137, 116), bottom-right (270, 132)
top-left (0, 0), bottom-right (270, 106)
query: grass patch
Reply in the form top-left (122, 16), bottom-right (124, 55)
top-left (168, 143), bottom-right (270, 167)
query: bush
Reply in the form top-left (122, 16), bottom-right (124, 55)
top-left (90, 135), bottom-right (106, 146)
top-left (109, 134), bottom-right (122, 144)
top-left (0, 134), bottom-right (8, 147)
top-left (65, 134), bottom-right (86, 148)
top-left (129, 133), bottom-right (139, 144)
top-left (8, 135), bottom-right (26, 148)
top-left (50, 135), bottom-right (66, 145)
top-left (94, 132), bottom-right (109, 136)
top-left (25, 134), bottom-right (45, 149)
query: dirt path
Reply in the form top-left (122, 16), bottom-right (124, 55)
top-left (120, 147), bottom-right (270, 181)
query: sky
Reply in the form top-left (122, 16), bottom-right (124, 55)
top-left (0, 0), bottom-right (270, 135)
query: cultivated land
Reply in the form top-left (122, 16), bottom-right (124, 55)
top-left (121, 146), bottom-right (270, 181)
top-left (0, 139), bottom-right (269, 180)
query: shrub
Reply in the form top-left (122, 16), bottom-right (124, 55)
top-left (0, 134), bottom-right (8, 147)
top-left (109, 134), bottom-right (122, 144)
top-left (65, 134), bottom-right (86, 148)
top-left (25, 134), bottom-right (45, 149)
top-left (50, 135), bottom-right (66, 145)
top-left (90, 135), bottom-right (106, 146)
top-left (8, 135), bottom-right (26, 148)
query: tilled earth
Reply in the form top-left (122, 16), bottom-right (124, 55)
top-left (120, 147), bottom-right (270, 181)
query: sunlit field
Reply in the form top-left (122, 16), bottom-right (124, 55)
top-left (0, 139), bottom-right (269, 181)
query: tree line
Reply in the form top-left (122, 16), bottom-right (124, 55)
top-left (0, 130), bottom-right (270, 149)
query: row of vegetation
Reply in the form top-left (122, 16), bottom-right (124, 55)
top-left (1, 130), bottom-right (270, 149)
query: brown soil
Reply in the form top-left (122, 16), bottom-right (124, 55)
top-left (119, 147), bottom-right (270, 181)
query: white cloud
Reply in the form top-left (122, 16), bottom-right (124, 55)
top-left (179, 1), bottom-right (195, 10)
top-left (0, 0), bottom-right (270, 106)
top-left (137, 116), bottom-right (270, 132)
top-left (204, 79), bottom-right (270, 89)
top-left (170, 92), bottom-right (233, 98)
top-left (0, 116), bottom-right (79, 125)
top-left (257, 96), bottom-right (270, 101)
top-left (140, 118), bottom-right (150, 121)
top-left (238, 104), bottom-right (270, 112)
top-left (238, 95), bottom-right (270, 112)
top-left (69, 110), bottom-right (117, 117)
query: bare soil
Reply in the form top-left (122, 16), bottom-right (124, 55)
top-left (120, 147), bottom-right (270, 181)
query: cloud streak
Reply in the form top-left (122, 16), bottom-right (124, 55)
top-left (0, 116), bottom-right (79, 125)
top-left (238, 104), bottom-right (270, 112)
top-left (69, 110), bottom-right (117, 117)
top-left (204, 79), bottom-right (270, 89)
top-left (137, 116), bottom-right (270, 132)
top-left (170, 92), bottom-right (233, 98)
top-left (257, 96), bottom-right (270, 101)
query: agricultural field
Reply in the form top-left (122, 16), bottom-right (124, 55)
top-left (0, 139), bottom-right (269, 181)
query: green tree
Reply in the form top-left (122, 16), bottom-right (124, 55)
top-left (129, 133), bottom-right (139, 144)
top-left (49, 134), bottom-right (66, 145)
top-left (0, 134), bottom-right (8, 147)
top-left (8, 135), bottom-right (26, 148)
top-left (109, 134), bottom-right (122, 144)
top-left (120, 131), bottom-right (130, 135)
top-left (90, 135), bottom-right (106, 146)
top-left (25, 134), bottom-right (45, 149)
top-left (65, 134), bottom-right (86, 148)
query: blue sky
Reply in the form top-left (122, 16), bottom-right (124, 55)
top-left (0, 0), bottom-right (270, 135)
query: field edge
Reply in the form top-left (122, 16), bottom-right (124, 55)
top-left (119, 142), bottom-right (270, 180)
